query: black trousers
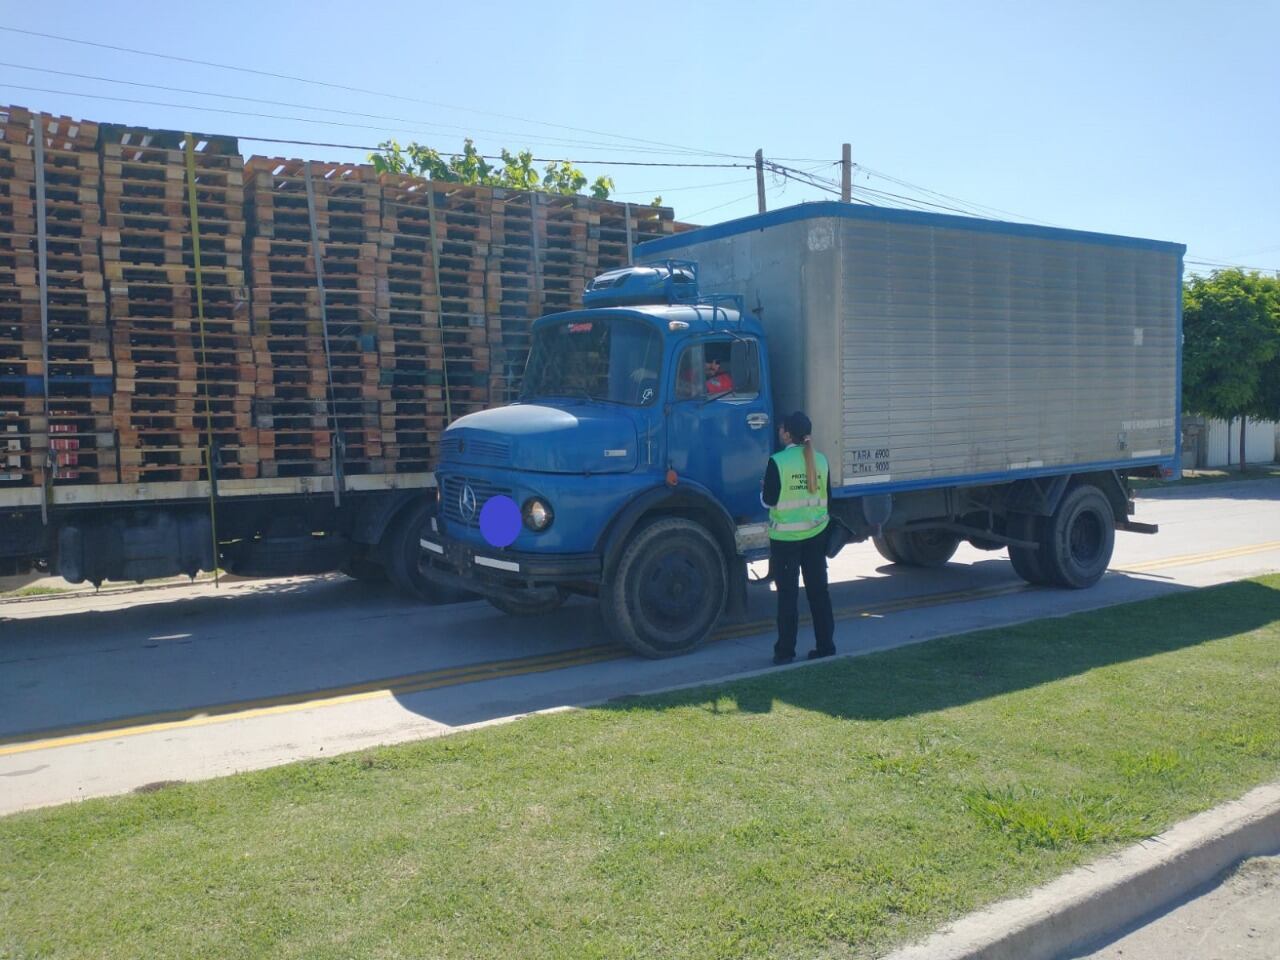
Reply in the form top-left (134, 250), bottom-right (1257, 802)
top-left (771, 532), bottom-right (835, 658)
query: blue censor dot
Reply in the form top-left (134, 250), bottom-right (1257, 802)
top-left (480, 495), bottom-right (521, 548)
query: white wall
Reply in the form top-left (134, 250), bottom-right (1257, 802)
top-left (1204, 418), bottom-right (1278, 467)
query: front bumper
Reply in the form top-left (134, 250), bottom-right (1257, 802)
top-left (419, 529), bottom-right (602, 596)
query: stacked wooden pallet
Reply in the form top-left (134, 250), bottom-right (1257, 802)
top-left (244, 157), bottom-right (384, 478)
top-left (0, 106), bottom-right (113, 487)
top-left (375, 177), bottom-right (493, 471)
top-left (484, 190), bottom-right (593, 404)
top-left (100, 124), bottom-right (254, 484)
top-left (587, 199), bottom-right (679, 279)
top-left (385, 180), bottom-right (493, 419)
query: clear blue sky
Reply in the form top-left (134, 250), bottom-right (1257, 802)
top-left (2, 0), bottom-right (1276, 273)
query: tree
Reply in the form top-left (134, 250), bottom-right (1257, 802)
top-left (1182, 269), bottom-right (1280, 471)
top-left (370, 139), bottom-right (614, 199)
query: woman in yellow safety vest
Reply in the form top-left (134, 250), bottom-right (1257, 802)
top-left (762, 411), bottom-right (836, 665)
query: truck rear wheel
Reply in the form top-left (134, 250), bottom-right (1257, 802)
top-left (872, 534), bottom-right (905, 564)
top-left (1039, 485), bottom-right (1115, 589)
top-left (488, 586), bottom-right (568, 617)
top-left (1007, 513), bottom-right (1051, 585)
top-left (882, 530), bottom-right (960, 568)
top-left (601, 517), bottom-right (726, 658)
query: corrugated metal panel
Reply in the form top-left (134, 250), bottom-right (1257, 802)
top-left (648, 208), bottom-right (1180, 493)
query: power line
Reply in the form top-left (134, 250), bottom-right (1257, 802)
top-left (1186, 258), bottom-right (1280, 273)
top-left (857, 164), bottom-right (1061, 226)
top-left (613, 176), bottom-right (757, 197)
top-left (0, 85), bottom-right (752, 169)
top-left (0, 25), bottom-right (746, 161)
top-left (684, 184), bottom-right (783, 221)
top-left (0, 61), bottom-right (723, 158)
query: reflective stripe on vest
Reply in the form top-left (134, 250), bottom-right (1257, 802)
top-left (768, 445), bottom-right (829, 542)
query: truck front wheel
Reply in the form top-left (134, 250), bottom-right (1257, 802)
top-left (602, 517), bottom-right (726, 658)
top-left (1039, 485), bottom-right (1115, 589)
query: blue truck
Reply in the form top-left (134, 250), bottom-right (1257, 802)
top-left (420, 203), bottom-right (1184, 657)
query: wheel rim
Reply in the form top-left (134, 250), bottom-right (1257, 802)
top-left (637, 546), bottom-right (709, 632)
top-left (1069, 509), bottom-right (1104, 565)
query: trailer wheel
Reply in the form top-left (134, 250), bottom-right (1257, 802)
top-left (601, 517), bottom-right (726, 658)
top-left (382, 499), bottom-right (471, 604)
top-left (342, 555), bottom-right (388, 583)
top-left (488, 586), bottom-right (568, 617)
top-left (1007, 513), bottom-right (1051, 585)
top-left (872, 534), bottom-right (906, 564)
top-left (889, 530), bottom-right (960, 568)
top-left (1040, 485), bottom-right (1115, 589)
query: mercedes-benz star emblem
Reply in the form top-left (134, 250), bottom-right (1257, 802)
top-left (459, 483), bottom-right (478, 521)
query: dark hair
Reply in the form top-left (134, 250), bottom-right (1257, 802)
top-left (782, 411), bottom-right (818, 493)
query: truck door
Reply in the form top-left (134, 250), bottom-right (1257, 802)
top-left (668, 337), bottom-right (772, 521)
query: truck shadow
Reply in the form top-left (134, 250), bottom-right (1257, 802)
top-left (594, 577), bottom-right (1280, 724)
top-left (4, 563), bottom-right (1271, 750)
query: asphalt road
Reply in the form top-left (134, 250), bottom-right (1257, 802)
top-left (2, 479), bottom-right (1279, 816)
top-left (1072, 855), bottom-right (1280, 960)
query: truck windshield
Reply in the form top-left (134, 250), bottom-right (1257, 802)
top-left (521, 316), bottom-right (662, 406)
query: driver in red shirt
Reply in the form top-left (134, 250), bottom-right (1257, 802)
top-left (704, 356), bottom-right (734, 396)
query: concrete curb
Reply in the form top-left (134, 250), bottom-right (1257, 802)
top-left (883, 780), bottom-right (1280, 960)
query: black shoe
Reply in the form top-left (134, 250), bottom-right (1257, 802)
top-left (807, 649), bottom-right (836, 660)
top-left (772, 653), bottom-right (794, 666)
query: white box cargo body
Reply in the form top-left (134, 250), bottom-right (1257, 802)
top-left (639, 203), bottom-right (1184, 495)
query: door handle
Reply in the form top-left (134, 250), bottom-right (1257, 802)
top-left (747, 413), bottom-right (770, 430)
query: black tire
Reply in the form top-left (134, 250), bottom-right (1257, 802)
top-left (488, 586), bottom-right (568, 617)
top-left (381, 499), bottom-right (472, 604)
top-left (600, 517), bottom-right (726, 658)
top-left (872, 533), bottom-right (905, 564)
top-left (1039, 485), bottom-right (1115, 589)
top-left (342, 555), bottom-right (388, 583)
top-left (968, 537), bottom-right (1004, 552)
top-left (1006, 512), bottom-right (1051, 585)
top-left (893, 530), bottom-right (961, 568)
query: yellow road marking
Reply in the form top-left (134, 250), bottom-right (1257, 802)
top-left (0, 646), bottom-right (624, 758)
top-left (1119, 539), bottom-right (1280, 573)
top-left (6, 539), bottom-right (1280, 758)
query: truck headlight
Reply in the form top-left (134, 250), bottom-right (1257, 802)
top-left (522, 497), bottom-right (554, 532)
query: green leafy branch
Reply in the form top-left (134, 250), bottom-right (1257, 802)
top-left (371, 138), bottom-right (615, 199)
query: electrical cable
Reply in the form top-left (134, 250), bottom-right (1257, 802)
top-left (1186, 258), bottom-right (1280, 273)
top-left (0, 61), bottom-right (726, 158)
top-left (0, 85), bottom-right (753, 169)
top-left (856, 164), bottom-right (1061, 225)
top-left (0, 26), bottom-right (748, 161)
top-left (613, 176), bottom-right (756, 197)
top-left (683, 190), bottom-right (765, 221)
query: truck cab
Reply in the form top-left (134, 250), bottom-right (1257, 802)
top-left (420, 262), bottom-right (776, 656)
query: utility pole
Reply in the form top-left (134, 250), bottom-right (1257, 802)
top-left (755, 149), bottom-right (766, 213)
top-left (841, 143), bottom-right (852, 202)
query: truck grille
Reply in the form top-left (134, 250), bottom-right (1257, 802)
top-left (440, 435), bottom-right (512, 465)
top-left (440, 474), bottom-right (513, 528)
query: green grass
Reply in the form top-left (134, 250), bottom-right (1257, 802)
top-left (1133, 464), bottom-right (1280, 490)
top-left (0, 584), bottom-right (69, 598)
top-left (3, 578), bottom-right (1280, 959)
